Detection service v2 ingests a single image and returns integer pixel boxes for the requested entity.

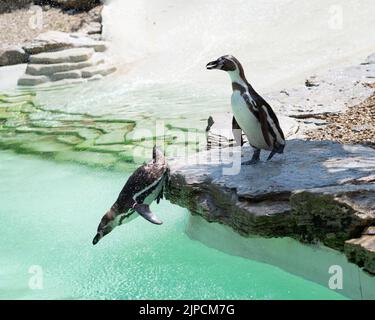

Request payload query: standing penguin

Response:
[206,55,285,164]
[92,146,169,245]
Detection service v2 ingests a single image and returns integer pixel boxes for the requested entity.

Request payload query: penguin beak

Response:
[92,208,116,245]
[92,232,102,245]
[206,59,220,70]
[92,225,114,245]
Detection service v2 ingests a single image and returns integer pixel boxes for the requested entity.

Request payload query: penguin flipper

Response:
[243,93,273,148]
[133,203,163,225]
[257,105,272,148]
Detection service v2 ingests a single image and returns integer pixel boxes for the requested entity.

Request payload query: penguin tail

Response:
[276,143,285,154]
[267,143,285,161]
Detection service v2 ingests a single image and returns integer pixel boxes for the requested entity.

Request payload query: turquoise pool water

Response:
[0,151,346,300]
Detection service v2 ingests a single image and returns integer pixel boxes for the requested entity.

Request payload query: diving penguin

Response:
[92,146,169,245]
[206,55,285,164]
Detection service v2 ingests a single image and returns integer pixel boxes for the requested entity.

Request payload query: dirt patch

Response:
[306,83,375,148]
[0,3,102,45]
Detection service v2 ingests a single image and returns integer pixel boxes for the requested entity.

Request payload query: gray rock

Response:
[23,31,108,55]
[78,21,102,35]
[166,140,375,272]
[25,54,104,76]
[0,0,32,14]
[29,47,94,64]
[50,70,82,81]
[87,6,102,23]
[18,47,113,86]
[26,60,90,76]
[35,77,86,88]
[50,0,99,10]
[81,64,116,78]
[51,0,100,10]
[17,75,49,86]
[0,45,28,66]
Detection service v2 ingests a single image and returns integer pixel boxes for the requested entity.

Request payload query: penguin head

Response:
[206,55,237,72]
[92,207,118,245]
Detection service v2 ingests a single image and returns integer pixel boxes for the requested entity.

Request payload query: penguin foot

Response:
[267,144,285,161]
[242,148,260,165]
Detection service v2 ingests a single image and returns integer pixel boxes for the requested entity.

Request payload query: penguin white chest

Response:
[231,91,270,150]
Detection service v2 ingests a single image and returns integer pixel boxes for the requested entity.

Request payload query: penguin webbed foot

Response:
[242,148,260,165]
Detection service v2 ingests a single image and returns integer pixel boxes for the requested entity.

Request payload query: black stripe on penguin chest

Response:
[135,175,165,204]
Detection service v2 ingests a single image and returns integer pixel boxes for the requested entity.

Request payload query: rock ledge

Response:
[166,141,375,274]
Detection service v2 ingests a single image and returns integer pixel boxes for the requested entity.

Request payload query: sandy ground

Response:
[0,4,102,45]
[307,83,375,148]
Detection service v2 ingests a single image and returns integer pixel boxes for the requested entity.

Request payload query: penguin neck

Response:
[228,69,257,96]
[227,69,251,92]
[228,69,246,85]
